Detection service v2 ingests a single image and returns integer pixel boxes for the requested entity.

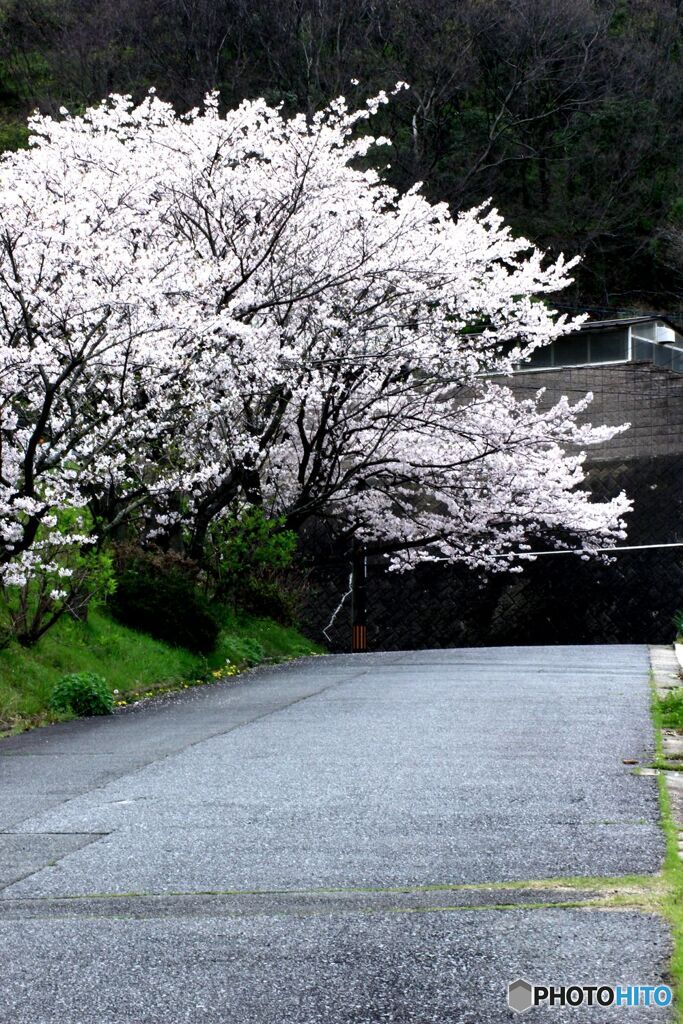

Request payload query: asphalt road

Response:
[0,645,672,1022]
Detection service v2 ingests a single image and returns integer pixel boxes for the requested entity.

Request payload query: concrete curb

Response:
[650,646,681,699]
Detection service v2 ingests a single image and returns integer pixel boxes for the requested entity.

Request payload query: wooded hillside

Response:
[0,0,680,310]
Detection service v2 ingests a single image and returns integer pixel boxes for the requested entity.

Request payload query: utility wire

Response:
[505,541,683,559]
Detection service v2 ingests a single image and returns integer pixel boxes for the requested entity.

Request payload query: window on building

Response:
[524,344,552,369]
[555,334,588,366]
[631,320,683,348]
[517,328,628,371]
[586,330,628,362]
[513,319,683,373]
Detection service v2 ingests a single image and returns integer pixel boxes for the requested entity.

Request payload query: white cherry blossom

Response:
[0,88,630,588]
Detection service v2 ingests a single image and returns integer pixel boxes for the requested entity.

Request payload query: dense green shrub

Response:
[50,672,113,716]
[205,507,304,624]
[206,508,297,585]
[109,545,219,654]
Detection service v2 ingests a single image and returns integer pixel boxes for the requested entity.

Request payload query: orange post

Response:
[351,540,367,652]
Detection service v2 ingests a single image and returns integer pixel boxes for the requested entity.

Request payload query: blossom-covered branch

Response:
[0,86,630,592]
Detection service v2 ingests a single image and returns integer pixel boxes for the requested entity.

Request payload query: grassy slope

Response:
[0,605,322,734]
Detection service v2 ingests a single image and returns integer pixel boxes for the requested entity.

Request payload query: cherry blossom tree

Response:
[0,96,193,635]
[0,85,630,630]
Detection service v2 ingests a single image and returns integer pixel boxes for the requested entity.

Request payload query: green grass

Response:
[214,611,320,669]
[659,688,683,731]
[0,605,323,735]
[655,772,683,1022]
[651,678,683,1020]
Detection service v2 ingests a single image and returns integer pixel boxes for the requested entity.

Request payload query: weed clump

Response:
[659,688,683,730]
[50,672,113,716]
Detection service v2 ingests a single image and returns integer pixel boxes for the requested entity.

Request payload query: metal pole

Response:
[351,539,367,652]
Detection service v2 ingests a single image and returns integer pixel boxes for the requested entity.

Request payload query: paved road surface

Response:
[0,646,671,1022]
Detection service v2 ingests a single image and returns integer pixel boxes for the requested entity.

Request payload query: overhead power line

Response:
[506,541,683,558]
